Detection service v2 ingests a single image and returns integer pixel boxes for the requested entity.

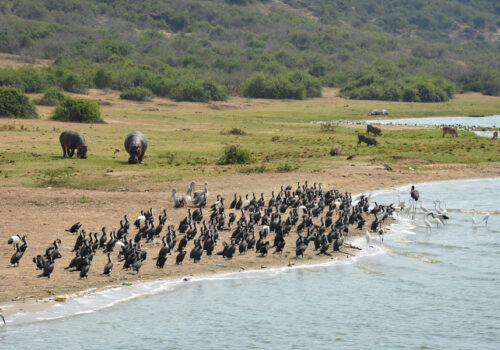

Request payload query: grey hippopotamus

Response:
[124,131,148,164]
[59,130,87,159]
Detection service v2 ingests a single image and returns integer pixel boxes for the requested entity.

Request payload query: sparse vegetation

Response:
[277,162,297,172]
[217,145,253,165]
[38,168,74,186]
[51,97,104,123]
[221,128,247,135]
[0,87,498,188]
[239,164,266,174]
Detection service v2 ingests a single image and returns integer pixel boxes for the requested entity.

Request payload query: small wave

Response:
[353,263,383,275]
[386,248,441,264]
[453,209,500,215]
[413,241,470,250]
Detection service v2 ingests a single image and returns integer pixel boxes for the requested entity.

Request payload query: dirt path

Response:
[0,162,498,315]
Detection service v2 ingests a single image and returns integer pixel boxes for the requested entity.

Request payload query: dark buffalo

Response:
[59,130,87,159]
[358,134,378,146]
[366,124,382,136]
[125,131,148,164]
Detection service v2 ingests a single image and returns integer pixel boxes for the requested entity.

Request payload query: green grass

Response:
[0,91,498,188]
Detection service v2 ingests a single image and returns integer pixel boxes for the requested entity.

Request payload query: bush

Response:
[203,81,228,101]
[341,61,455,102]
[243,72,321,100]
[51,97,103,123]
[217,145,252,165]
[36,87,65,106]
[221,128,247,135]
[120,86,152,101]
[0,86,38,118]
[171,80,210,102]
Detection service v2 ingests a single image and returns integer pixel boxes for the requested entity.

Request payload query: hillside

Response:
[0,0,499,100]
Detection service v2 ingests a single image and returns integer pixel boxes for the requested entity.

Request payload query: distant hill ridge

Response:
[0,0,498,100]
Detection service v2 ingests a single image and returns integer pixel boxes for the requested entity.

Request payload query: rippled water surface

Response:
[1,178,499,349]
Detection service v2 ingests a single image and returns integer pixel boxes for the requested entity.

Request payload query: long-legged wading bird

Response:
[424,217,433,233]
[365,230,372,248]
[410,185,419,219]
[482,213,490,225]
[0,312,5,325]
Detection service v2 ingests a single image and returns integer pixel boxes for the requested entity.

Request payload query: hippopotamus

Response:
[59,130,87,159]
[368,109,389,116]
[124,131,148,164]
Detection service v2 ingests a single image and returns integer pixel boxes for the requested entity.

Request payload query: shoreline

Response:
[4,231,383,324]
[1,163,499,321]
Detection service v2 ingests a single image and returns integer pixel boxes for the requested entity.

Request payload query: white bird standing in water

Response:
[424,218,433,232]
[427,213,443,227]
[482,213,490,225]
[365,230,372,248]
[472,216,478,227]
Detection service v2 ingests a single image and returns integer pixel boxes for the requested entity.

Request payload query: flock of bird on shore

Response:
[5,181,402,281]
[6,181,492,282]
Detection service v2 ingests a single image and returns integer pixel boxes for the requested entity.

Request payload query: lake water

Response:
[366,115,500,128]
[1,178,499,349]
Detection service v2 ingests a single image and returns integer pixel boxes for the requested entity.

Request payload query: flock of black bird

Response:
[5,181,397,280]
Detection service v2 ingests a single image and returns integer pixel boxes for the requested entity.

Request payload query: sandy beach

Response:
[0,162,498,317]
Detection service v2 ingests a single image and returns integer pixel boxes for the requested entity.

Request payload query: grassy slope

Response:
[0,89,498,188]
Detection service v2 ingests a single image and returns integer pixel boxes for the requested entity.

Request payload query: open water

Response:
[1,178,499,349]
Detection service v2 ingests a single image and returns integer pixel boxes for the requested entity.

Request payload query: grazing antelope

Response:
[492,131,498,140]
[442,126,458,138]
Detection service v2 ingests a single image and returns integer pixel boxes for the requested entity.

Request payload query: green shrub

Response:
[341,61,455,102]
[0,86,38,118]
[93,68,113,89]
[120,86,153,101]
[202,81,228,101]
[171,79,210,102]
[36,87,65,106]
[51,97,103,123]
[243,72,321,100]
[217,145,252,165]
[60,72,87,93]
